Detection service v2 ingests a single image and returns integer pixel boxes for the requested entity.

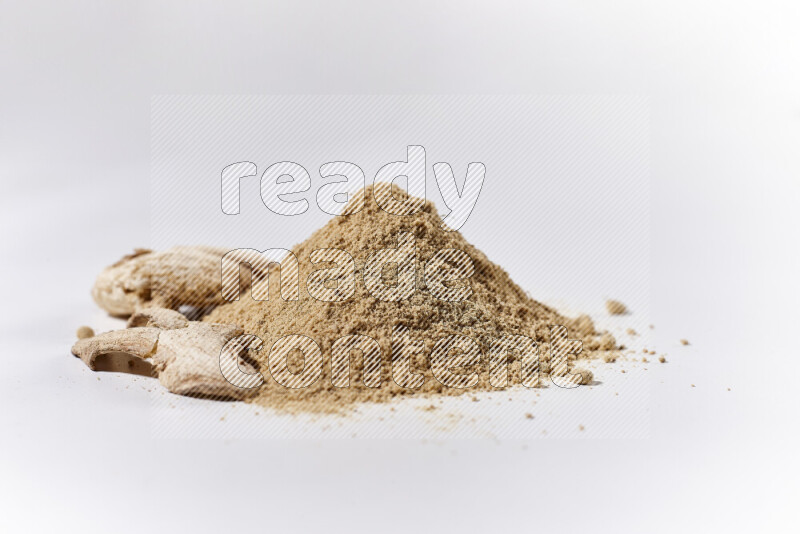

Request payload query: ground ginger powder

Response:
[205,183,618,412]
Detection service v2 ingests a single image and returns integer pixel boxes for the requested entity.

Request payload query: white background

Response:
[1,1,798,532]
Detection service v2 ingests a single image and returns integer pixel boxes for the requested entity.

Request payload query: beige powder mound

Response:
[205,183,618,412]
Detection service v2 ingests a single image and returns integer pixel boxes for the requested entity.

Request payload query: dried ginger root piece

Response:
[153,323,255,399]
[71,327,160,376]
[70,313,256,400]
[127,307,189,329]
[91,246,250,317]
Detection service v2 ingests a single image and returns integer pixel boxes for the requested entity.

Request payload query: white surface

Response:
[1,1,799,533]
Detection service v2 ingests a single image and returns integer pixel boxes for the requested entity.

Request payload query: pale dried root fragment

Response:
[599,332,617,350]
[70,315,257,400]
[584,331,618,352]
[71,327,160,376]
[91,246,250,317]
[605,299,627,315]
[127,307,189,330]
[90,248,152,316]
[152,322,258,400]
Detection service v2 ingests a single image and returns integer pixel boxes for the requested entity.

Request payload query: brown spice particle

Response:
[658,356,666,363]
[573,368,594,385]
[597,332,617,350]
[76,325,95,339]
[605,300,627,315]
[680,339,690,345]
[70,320,256,400]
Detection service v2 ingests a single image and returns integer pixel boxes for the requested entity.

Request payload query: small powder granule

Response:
[573,368,594,385]
[606,300,627,315]
[206,183,619,412]
[76,326,95,339]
